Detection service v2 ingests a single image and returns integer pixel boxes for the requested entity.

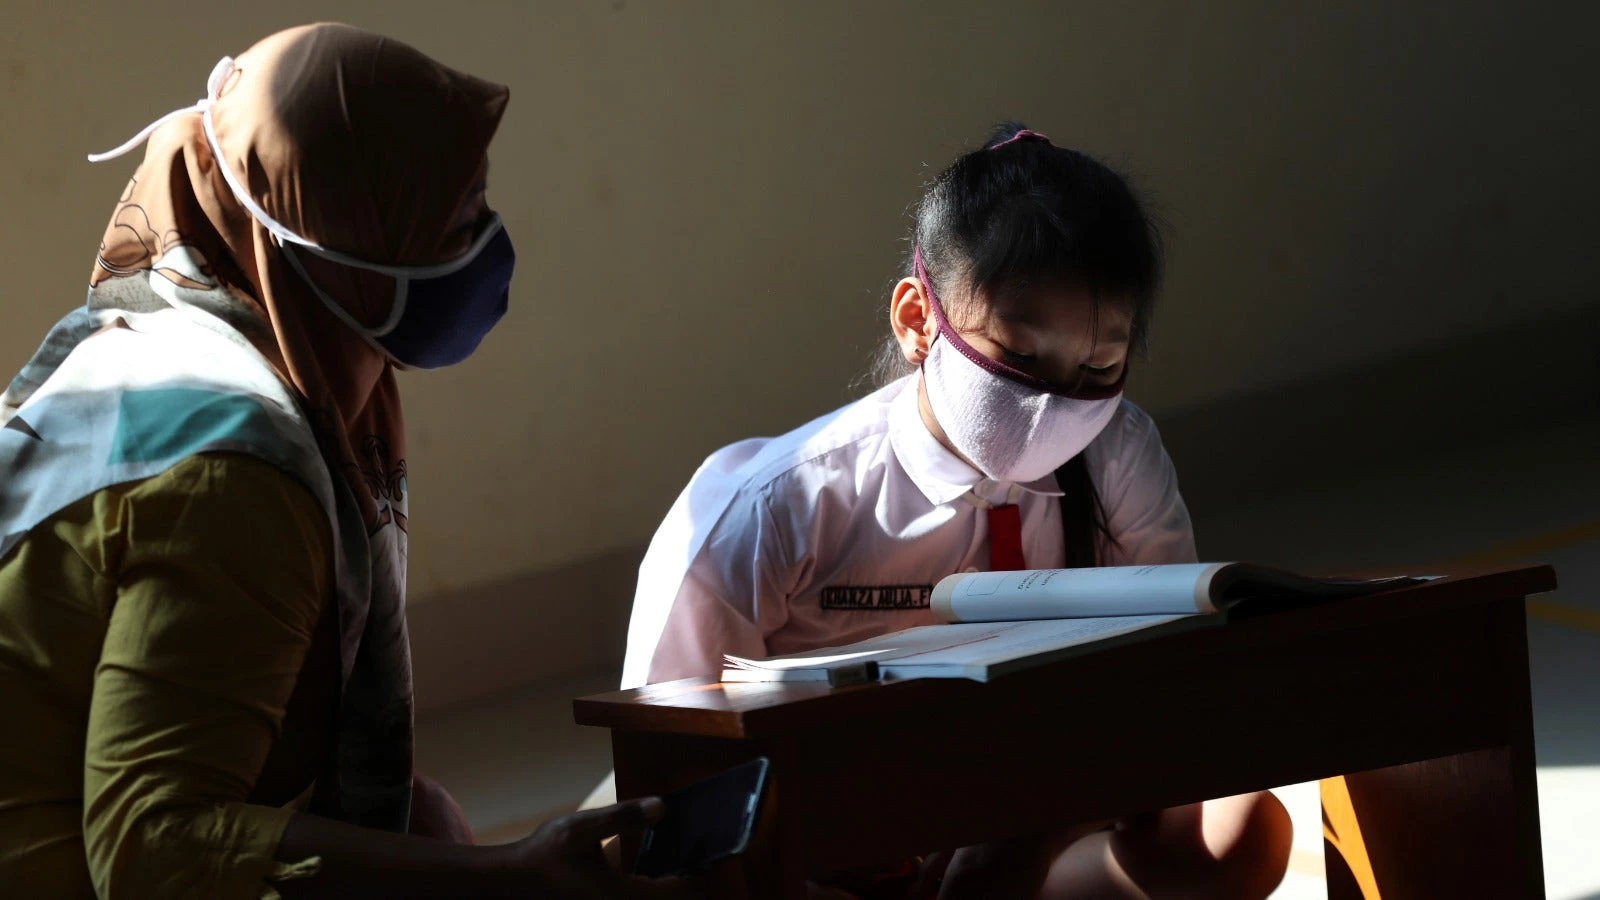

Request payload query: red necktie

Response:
[988,504,1026,571]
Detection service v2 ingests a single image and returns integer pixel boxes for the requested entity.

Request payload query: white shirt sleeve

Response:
[1086,401,1198,566]
[621,486,795,688]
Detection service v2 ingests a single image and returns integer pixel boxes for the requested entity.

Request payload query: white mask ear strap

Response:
[85,54,421,362]
[201,95,508,282]
[196,81,327,254]
[89,53,501,282]
[84,54,336,259]
[87,57,236,163]
[280,242,408,356]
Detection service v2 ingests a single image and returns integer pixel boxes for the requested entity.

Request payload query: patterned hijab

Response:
[82,22,508,827]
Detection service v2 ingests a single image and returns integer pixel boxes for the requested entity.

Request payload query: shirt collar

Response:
[886,376,1064,506]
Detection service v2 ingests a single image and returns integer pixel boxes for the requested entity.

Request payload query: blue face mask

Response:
[272,213,515,370]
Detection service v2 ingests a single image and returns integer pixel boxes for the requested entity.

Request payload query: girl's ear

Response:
[890,277,933,363]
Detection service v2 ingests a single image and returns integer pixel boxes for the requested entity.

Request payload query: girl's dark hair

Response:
[868,120,1165,387]
[868,121,1166,562]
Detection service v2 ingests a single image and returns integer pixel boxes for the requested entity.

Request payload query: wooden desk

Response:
[575,564,1555,898]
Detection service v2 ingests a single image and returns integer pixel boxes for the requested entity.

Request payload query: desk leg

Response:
[612,731,808,900]
[1320,744,1543,898]
[1321,602,1544,898]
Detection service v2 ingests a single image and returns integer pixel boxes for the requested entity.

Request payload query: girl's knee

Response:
[1197,791,1293,899]
[1113,792,1292,900]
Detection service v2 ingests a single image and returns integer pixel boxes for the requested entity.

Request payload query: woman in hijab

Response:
[0,23,687,900]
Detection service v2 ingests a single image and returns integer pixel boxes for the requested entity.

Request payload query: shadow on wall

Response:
[1158,304,1600,515]
[408,544,640,714]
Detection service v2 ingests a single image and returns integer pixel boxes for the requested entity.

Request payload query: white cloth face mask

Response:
[915,248,1124,484]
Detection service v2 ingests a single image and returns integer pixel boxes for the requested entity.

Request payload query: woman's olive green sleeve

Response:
[81,453,331,900]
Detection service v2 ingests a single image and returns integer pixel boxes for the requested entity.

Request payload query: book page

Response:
[878,616,1189,673]
[724,646,894,671]
[727,616,1187,673]
[725,627,976,672]
[931,563,1231,623]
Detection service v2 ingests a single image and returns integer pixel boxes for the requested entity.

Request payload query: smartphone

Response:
[633,756,771,878]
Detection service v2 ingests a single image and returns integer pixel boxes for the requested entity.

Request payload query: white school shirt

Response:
[620,375,1197,689]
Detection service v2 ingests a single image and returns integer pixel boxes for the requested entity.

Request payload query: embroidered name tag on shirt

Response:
[819,584,933,611]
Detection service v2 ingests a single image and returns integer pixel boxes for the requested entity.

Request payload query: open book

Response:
[721,563,1428,685]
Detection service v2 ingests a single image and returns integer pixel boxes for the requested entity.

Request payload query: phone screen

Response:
[633,757,771,878]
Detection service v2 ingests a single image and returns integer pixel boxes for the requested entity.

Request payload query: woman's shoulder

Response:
[108,453,332,567]
[121,452,324,511]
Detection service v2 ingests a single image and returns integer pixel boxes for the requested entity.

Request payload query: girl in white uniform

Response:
[621,124,1292,899]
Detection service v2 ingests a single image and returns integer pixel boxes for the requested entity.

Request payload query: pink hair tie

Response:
[990,128,1050,150]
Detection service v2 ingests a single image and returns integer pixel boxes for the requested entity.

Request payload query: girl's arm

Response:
[1088,404,1198,565]
[625,489,796,687]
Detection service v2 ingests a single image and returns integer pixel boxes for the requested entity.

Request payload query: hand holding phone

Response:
[633,757,771,878]
[505,797,702,898]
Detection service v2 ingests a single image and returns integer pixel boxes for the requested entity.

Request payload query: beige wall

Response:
[3,1,1595,608]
